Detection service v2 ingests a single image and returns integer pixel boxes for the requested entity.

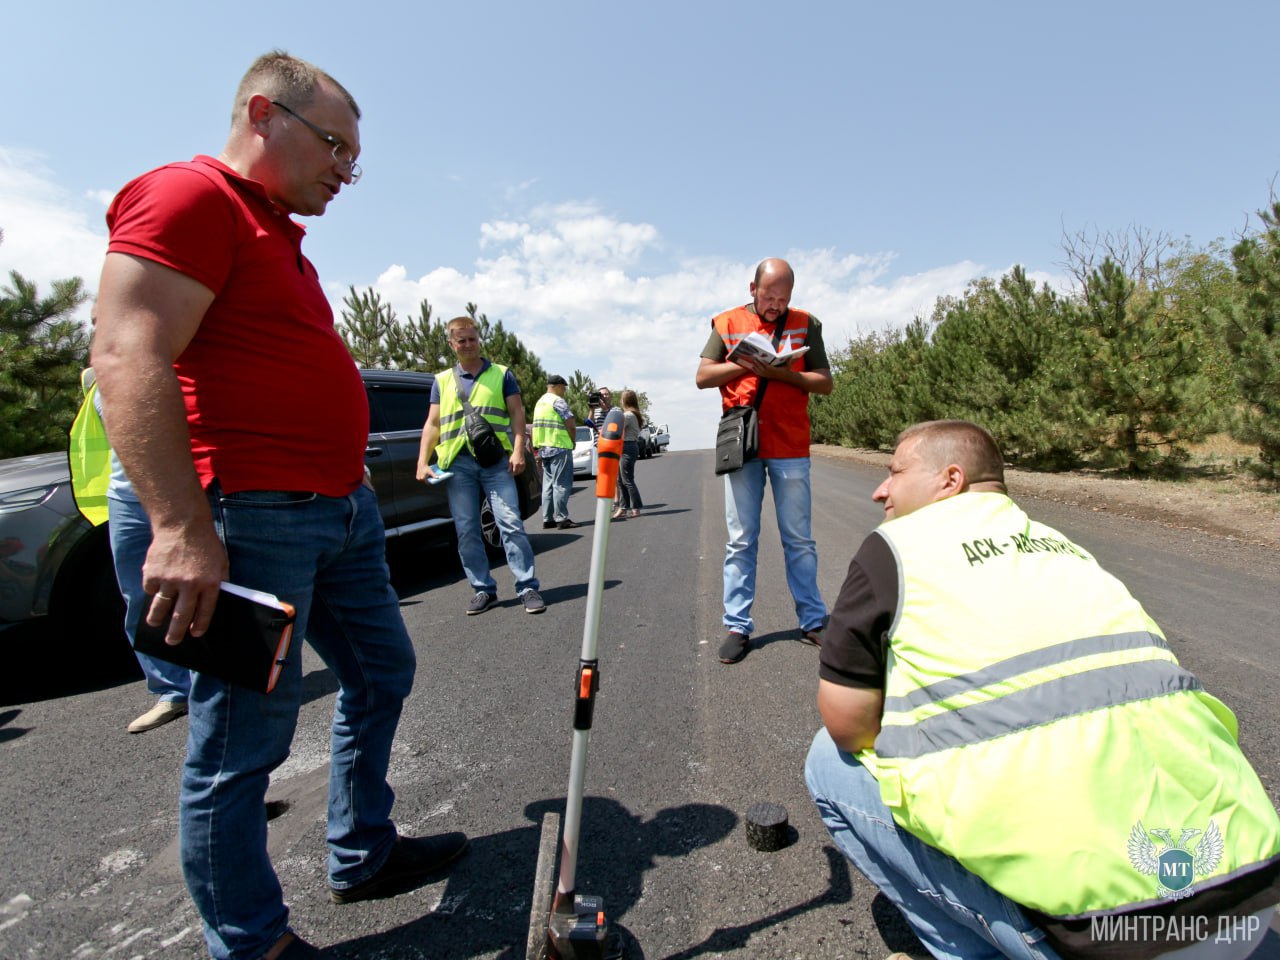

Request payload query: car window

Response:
[576,426,593,441]
[370,385,431,434]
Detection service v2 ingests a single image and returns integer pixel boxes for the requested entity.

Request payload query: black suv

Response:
[0,369,541,643]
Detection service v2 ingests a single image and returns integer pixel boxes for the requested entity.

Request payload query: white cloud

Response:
[352,203,983,451]
[0,148,107,315]
[0,156,993,451]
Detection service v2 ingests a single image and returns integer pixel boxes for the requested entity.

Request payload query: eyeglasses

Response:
[271,100,362,183]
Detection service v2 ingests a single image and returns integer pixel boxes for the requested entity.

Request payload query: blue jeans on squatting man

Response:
[108,493,192,702]
[445,451,539,596]
[722,456,825,637]
[806,729,1275,960]
[805,728,1062,960]
[541,447,574,524]
[182,482,416,960]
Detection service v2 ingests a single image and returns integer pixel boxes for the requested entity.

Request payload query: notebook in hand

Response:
[133,582,296,693]
[726,330,809,368]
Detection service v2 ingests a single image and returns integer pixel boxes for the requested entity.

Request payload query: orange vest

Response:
[713,306,813,459]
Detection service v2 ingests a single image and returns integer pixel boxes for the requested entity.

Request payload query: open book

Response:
[726,330,809,368]
[133,582,297,693]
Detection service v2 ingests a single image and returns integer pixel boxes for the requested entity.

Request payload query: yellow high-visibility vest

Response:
[435,364,513,470]
[864,492,1280,919]
[531,393,572,450]
[68,371,110,526]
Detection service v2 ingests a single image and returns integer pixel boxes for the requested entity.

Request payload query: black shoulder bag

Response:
[456,371,506,468]
[714,320,789,476]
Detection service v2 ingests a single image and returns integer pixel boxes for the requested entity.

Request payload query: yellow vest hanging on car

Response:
[863,492,1280,920]
[68,370,110,527]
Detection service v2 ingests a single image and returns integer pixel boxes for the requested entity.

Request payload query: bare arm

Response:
[91,252,225,643]
[416,403,442,480]
[507,393,527,475]
[695,355,833,395]
[817,679,884,753]
[756,362,834,395]
[695,356,748,390]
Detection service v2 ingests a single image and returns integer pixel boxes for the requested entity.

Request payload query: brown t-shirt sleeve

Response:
[818,532,898,689]
[701,322,727,361]
[803,314,829,371]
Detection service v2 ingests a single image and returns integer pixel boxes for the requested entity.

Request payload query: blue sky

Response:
[2,1,1276,448]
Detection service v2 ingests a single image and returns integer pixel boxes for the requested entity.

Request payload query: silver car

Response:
[0,451,119,637]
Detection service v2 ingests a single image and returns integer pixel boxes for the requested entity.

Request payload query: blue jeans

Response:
[107,494,191,702]
[540,447,574,523]
[618,440,643,510]
[805,728,1061,960]
[722,457,825,636]
[445,452,538,595]
[182,483,416,960]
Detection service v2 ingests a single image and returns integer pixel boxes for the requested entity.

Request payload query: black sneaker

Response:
[719,631,750,664]
[799,627,824,647]
[542,519,556,529]
[275,934,322,958]
[557,519,576,529]
[329,832,469,904]
[466,591,496,615]
[522,589,546,614]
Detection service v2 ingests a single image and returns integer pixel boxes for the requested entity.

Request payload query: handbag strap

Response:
[454,364,482,416]
[751,316,792,410]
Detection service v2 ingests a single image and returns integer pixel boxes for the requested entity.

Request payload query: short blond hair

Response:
[898,420,1005,485]
[446,316,478,339]
[232,50,360,127]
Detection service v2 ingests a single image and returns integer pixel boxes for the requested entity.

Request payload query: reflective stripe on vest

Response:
[712,306,812,458]
[532,393,573,450]
[877,632,1203,759]
[864,492,1280,918]
[68,376,110,526]
[435,364,514,470]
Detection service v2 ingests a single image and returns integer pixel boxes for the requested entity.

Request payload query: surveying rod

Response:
[548,406,625,957]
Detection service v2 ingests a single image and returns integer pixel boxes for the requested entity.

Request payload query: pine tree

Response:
[388,299,453,372]
[1077,259,1215,474]
[337,286,397,368]
[921,268,1090,468]
[0,271,90,457]
[1217,202,1280,480]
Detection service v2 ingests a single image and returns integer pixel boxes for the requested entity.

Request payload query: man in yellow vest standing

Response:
[417,316,545,615]
[806,419,1279,960]
[533,374,577,529]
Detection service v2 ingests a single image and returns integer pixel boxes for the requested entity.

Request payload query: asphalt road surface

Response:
[2,450,1277,959]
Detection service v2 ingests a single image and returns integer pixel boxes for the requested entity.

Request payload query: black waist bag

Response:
[715,405,759,476]
[465,408,505,468]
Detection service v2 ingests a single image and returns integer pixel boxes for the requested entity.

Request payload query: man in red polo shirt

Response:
[696,258,833,665]
[91,51,466,960]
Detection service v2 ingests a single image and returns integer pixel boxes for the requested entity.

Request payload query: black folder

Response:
[133,582,296,693]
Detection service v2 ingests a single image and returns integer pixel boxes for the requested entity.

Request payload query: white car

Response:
[650,423,670,453]
[572,425,598,478]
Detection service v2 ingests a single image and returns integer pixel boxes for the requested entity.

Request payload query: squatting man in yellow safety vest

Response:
[805,419,1279,960]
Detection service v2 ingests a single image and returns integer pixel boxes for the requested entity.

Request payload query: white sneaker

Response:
[127,700,188,734]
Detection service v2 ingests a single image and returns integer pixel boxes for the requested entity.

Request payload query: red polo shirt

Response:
[106,156,367,496]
